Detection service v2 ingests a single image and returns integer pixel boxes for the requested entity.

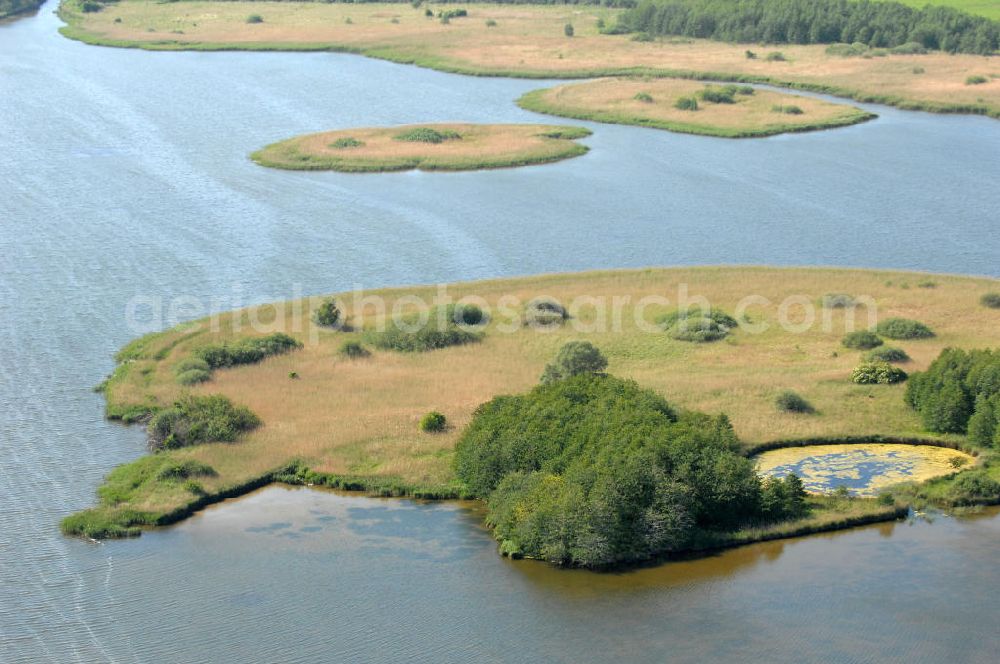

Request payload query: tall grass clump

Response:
[966,75,988,85]
[674,96,698,110]
[330,137,364,149]
[195,332,301,369]
[394,127,461,143]
[339,340,370,359]
[822,293,856,309]
[876,318,935,340]
[634,91,654,103]
[366,309,482,352]
[148,394,261,451]
[246,14,263,24]
[773,105,804,114]
[659,308,737,343]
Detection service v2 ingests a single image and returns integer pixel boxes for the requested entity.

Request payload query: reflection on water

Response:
[755,444,974,496]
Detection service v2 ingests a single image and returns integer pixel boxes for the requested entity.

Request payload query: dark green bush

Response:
[147,395,261,451]
[441,303,488,327]
[699,87,736,104]
[485,18,497,27]
[851,361,908,385]
[876,318,934,340]
[176,369,211,386]
[865,347,910,363]
[455,373,770,566]
[668,317,728,343]
[766,51,787,61]
[175,357,210,374]
[440,8,467,19]
[945,470,1000,505]
[246,14,263,24]
[420,411,447,432]
[842,330,883,350]
[966,75,988,85]
[394,127,461,144]
[564,23,574,37]
[195,333,302,369]
[339,340,370,359]
[330,137,364,149]
[539,341,608,383]
[634,91,654,103]
[674,96,698,110]
[312,297,342,327]
[745,49,756,58]
[81,1,102,13]
[775,390,815,414]
[980,293,1000,309]
[760,474,808,521]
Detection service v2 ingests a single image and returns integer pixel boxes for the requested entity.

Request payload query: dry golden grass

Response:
[250,123,590,171]
[103,267,1000,514]
[62,2,1000,117]
[519,77,875,136]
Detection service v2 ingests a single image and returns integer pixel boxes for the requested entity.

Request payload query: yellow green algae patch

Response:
[755,443,976,496]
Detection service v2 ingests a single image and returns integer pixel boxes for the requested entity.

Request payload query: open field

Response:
[251,123,590,171]
[69,266,1000,537]
[518,77,876,137]
[59,2,1000,118]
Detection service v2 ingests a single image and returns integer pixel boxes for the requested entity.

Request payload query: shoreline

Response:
[55,3,1000,121]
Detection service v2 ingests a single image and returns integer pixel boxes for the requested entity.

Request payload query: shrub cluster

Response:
[775,390,815,414]
[147,395,261,451]
[876,318,934,340]
[615,0,1000,55]
[634,91,654,103]
[339,340,370,359]
[842,330,883,350]
[312,297,342,327]
[394,127,462,144]
[366,309,482,352]
[674,96,698,111]
[852,361,908,385]
[194,333,302,369]
[822,293,856,308]
[772,105,804,115]
[658,308,737,343]
[246,14,263,24]
[174,357,211,386]
[864,346,910,363]
[420,411,447,432]
[539,341,608,383]
[980,293,1000,309]
[330,137,364,149]
[454,374,802,567]
[524,297,568,328]
[907,348,1000,442]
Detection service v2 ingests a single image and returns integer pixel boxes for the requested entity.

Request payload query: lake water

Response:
[2,3,1000,662]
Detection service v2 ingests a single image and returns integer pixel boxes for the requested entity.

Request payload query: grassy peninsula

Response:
[251,124,591,172]
[58,2,1000,119]
[518,78,876,138]
[64,267,1000,561]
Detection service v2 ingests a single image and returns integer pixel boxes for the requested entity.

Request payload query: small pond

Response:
[754,443,975,496]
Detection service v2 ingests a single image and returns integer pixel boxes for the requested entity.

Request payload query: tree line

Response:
[0,0,44,19]
[614,0,1000,55]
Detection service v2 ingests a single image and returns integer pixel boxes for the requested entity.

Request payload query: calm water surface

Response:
[2,3,1000,662]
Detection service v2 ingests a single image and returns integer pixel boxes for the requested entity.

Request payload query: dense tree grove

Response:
[0,0,43,18]
[615,0,1000,54]
[454,373,806,567]
[906,348,1000,444]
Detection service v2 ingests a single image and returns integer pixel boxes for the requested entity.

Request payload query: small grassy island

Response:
[250,123,591,172]
[57,1,1000,119]
[65,267,1000,568]
[518,78,876,138]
